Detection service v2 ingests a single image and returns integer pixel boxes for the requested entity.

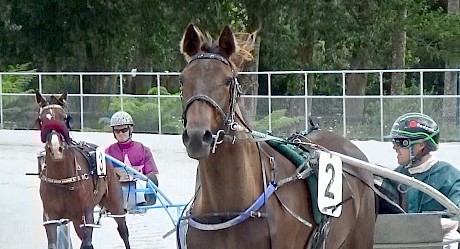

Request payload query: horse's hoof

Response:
[81,245,94,249]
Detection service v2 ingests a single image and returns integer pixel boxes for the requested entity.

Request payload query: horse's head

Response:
[36,92,71,161]
[179,24,256,159]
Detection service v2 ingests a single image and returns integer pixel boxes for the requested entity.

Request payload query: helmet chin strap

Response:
[406,145,428,168]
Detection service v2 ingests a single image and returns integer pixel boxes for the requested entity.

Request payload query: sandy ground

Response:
[1,130,460,249]
[0,130,197,249]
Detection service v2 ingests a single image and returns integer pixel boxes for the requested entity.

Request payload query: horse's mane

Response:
[181,25,258,72]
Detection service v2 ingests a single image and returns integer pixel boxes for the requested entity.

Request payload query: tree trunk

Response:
[390,10,407,95]
[297,24,315,128]
[131,53,153,94]
[238,37,260,124]
[442,0,459,124]
[345,55,368,133]
[83,42,111,130]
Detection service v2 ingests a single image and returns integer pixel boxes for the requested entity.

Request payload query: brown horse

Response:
[35,92,130,249]
[179,24,376,249]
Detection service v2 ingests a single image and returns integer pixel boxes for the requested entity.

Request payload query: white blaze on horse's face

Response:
[49,133,64,160]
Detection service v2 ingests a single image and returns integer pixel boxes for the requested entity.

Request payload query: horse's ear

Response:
[59,91,67,103]
[218,26,236,58]
[35,92,47,107]
[180,23,202,59]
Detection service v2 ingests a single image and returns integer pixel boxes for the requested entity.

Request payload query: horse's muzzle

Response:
[182,127,213,159]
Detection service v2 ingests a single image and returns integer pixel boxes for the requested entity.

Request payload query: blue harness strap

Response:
[187,183,276,231]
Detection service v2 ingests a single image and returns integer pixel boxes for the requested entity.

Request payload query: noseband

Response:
[181,52,243,132]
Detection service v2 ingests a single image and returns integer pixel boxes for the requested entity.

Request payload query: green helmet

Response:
[389,113,440,151]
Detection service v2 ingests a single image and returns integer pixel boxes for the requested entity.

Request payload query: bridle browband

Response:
[181,52,244,134]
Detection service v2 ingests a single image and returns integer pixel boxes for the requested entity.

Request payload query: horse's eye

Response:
[225,78,233,86]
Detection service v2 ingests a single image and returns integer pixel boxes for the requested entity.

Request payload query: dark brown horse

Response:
[179,24,376,249]
[35,92,130,249]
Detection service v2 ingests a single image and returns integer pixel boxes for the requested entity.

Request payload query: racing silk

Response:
[105,140,159,176]
[386,159,460,213]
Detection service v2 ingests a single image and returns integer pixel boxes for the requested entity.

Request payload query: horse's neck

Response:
[45,149,75,178]
[198,140,264,211]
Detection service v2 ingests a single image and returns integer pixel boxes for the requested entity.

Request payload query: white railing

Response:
[1,69,459,141]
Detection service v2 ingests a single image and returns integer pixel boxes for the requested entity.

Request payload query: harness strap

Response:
[187,183,276,231]
[183,95,227,126]
[40,173,90,184]
[277,165,313,187]
[274,191,313,227]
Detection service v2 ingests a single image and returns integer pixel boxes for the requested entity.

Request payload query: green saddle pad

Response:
[265,138,326,225]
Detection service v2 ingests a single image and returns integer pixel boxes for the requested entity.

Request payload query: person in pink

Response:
[105,111,159,206]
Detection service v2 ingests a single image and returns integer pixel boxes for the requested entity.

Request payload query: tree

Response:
[443,0,460,124]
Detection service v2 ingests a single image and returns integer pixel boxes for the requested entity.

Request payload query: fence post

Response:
[420,71,424,114]
[79,74,84,131]
[157,74,162,134]
[304,72,309,131]
[0,74,3,129]
[119,73,124,112]
[379,71,384,141]
[342,72,346,137]
[267,73,272,133]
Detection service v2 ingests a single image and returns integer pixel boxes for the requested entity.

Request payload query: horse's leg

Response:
[42,212,59,249]
[44,223,58,249]
[72,216,94,249]
[100,178,131,249]
[113,216,131,249]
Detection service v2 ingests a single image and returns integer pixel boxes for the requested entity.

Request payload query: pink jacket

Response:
[105,140,159,175]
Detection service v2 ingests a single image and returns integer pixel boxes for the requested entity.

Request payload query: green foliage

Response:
[2,0,460,137]
[253,109,304,136]
[2,63,36,93]
[106,86,183,134]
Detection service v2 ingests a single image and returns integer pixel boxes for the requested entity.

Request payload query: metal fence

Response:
[1,69,460,141]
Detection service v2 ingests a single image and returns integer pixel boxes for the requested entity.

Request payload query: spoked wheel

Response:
[56,219,73,249]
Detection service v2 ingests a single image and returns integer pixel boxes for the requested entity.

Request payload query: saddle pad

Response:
[73,141,98,175]
[265,139,325,225]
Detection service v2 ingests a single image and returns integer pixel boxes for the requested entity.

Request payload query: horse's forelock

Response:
[186,33,257,72]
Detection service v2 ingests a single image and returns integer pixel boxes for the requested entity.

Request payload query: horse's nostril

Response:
[182,129,190,144]
[59,147,63,153]
[203,130,213,144]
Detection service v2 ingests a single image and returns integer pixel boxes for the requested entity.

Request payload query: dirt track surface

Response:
[1,130,460,248]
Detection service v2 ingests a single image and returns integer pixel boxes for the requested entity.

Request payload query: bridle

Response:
[180,52,245,135]
[37,104,72,145]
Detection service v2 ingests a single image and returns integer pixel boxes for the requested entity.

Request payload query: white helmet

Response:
[110,111,134,127]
